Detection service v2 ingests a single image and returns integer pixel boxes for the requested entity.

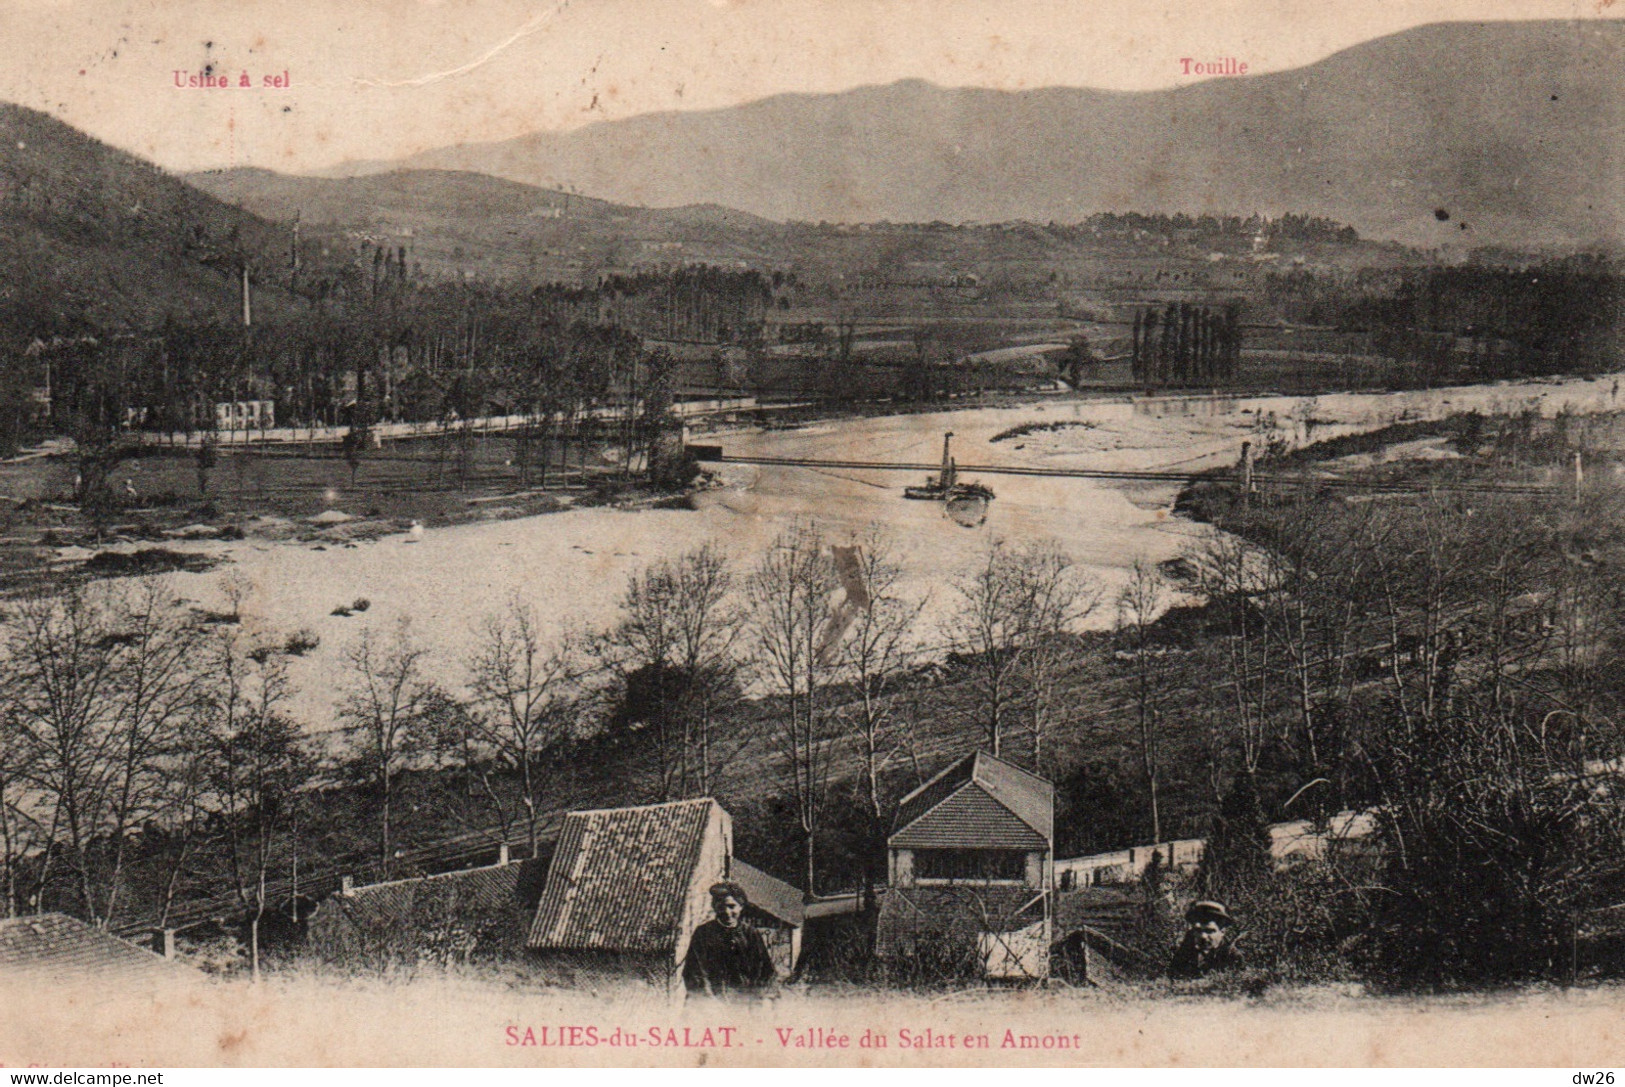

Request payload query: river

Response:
[157,372,1624,730]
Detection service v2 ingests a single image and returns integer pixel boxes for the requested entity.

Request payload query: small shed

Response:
[527,798,731,994]
[887,750,1054,890]
[733,858,806,978]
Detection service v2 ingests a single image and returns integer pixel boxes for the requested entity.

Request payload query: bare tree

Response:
[666,544,744,794]
[609,551,682,799]
[1117,558,1170,844]
[746,522,839,896]
[466,599,585,854]
[1191,529,1271,777]
[949,538,1099,763]
[0,691,38,918]
[338,621,436,872]
[0,580,206,924]
[949,541,1030,758]
[205,627,308,980]
[1012,542,1101,771]
[829,528,926,896]
[608,544,744,799]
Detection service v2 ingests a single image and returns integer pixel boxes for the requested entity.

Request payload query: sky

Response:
[0,0,1613,175]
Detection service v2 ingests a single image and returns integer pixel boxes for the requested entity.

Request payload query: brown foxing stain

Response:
[218,1027,249,1052]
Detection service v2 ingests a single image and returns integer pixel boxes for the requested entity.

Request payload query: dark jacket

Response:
[682,919,778,996]
[1168,931,1245,978]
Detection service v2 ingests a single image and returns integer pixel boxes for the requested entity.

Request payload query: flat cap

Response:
[1185,900,1233,926]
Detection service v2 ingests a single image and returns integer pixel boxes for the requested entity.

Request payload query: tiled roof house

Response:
[527,798,731,992]
[0,913,197,987]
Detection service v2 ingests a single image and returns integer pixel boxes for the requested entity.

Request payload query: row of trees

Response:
[1129,303,1244,387]
[536,268,777,344]
[1080,211,1359,244]
[25,293,691,506]
[0,581,306,975]
[8,260,779,456]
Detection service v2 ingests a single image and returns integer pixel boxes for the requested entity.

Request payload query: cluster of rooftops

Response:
[0,750,1374,989]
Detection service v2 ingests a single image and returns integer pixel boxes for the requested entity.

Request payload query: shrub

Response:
[285,629,320,655]
[1355,700,1625,988]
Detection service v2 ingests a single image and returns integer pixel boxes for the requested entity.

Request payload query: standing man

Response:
[683,881,778,997]
[1169,900,1243,978]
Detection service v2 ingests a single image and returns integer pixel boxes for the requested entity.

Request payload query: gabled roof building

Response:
[877,751,1056,981]
[306,854,536,969]
[525,799,806,992]
[888,750,1054,887]
[733,858,806,978]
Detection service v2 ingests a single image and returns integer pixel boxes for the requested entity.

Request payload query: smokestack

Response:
[241,265,253,328]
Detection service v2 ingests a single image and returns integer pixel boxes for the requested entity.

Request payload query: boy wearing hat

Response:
[682,880,779,997]
[1169,899,1244,978]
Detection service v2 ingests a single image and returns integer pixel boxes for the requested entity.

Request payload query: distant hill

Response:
[184,163,1418,310]
[187,167,622,227]
[184,167,785,284]
[324,20,1624,249]
[184,167,783,233]
[0,104,294,338]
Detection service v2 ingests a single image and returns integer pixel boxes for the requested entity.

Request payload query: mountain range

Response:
[1,17,1619,341]
[321,20,1624,250]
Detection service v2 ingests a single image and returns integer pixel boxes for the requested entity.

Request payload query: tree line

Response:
[1260,257,1625,385]
[0,526,1098,957]
[1161,461,1625,985]
[1129,303,1243,387]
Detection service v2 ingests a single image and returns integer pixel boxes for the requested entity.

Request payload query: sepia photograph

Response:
[0,0,1622,1069]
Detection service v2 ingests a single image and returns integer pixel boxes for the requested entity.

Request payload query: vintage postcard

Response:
[0,0,1623,1069]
